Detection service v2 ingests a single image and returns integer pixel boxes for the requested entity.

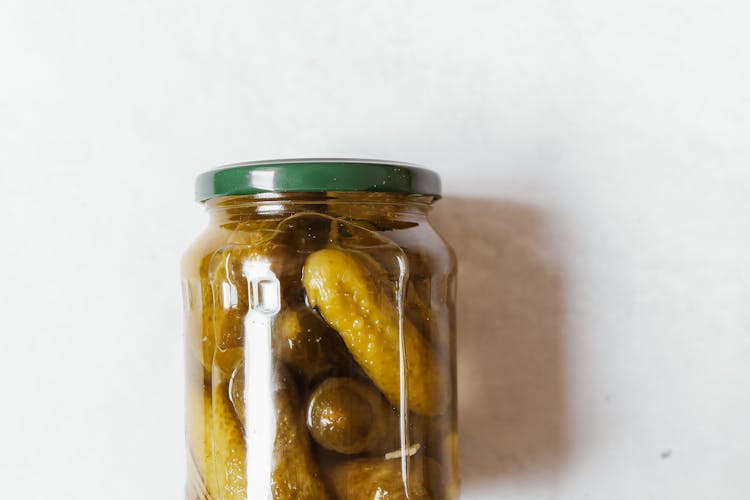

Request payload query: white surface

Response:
[1,1,749,499]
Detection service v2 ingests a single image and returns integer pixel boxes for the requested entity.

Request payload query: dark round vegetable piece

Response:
[306,377,396,455]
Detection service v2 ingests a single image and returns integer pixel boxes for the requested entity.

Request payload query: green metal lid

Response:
[195,158,441,201]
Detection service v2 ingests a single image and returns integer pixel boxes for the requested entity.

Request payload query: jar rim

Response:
[195,158,442,202]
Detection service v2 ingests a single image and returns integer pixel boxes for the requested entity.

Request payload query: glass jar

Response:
[181,160,458,499]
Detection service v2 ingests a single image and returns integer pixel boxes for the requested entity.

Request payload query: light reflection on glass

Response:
[242,259,280,499]
[256,203,286,214]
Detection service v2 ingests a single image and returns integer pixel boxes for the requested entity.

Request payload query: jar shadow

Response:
[431,196,569,485]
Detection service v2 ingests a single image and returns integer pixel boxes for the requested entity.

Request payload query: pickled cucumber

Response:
[212,380,246,500]
[306,377,399,454]
[272,306,356,386]
[303,248,448,415]
[225,359,331,499]
[328,456,441,500]
[186,383,218,499]
[272,368,331,499]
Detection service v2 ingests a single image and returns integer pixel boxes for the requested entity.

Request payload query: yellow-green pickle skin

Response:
[302,248,449,416]
[328,457,443,500]
[212,379,247,500]
[271,368,332,499]
[223,360,331,500]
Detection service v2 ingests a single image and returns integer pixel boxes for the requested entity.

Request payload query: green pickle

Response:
[185,381,216,499]
[272,367,331,499]
[212,378,247,500]
[272,306,357,388]
[184,191,457,499]
[214,354,331,499]
[328,456,444,500]
[303,248,449,416]
[306,377,399,454]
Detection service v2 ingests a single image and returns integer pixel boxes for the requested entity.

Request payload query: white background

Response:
[1,1,749,499]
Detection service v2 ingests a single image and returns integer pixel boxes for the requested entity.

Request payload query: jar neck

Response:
[204,192,435,225]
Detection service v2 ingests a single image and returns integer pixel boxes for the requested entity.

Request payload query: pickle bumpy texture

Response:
[271,368,331,499]
[221,361,330,500]
[302,248,447,416]
[212,380,247,500]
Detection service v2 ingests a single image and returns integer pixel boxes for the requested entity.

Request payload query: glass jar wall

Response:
[182,161,458,499]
